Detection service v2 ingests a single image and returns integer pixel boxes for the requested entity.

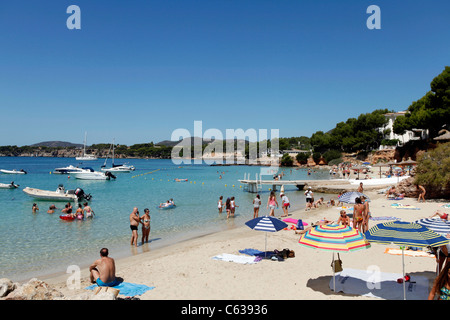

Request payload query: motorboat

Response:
[174,178,188,182]
[75,132,98,161]
[0,169,27,174]
[100,139,135,173]
[70,167,116,180]
[23,185,92,202]
[100,164,135,173]
[0,181,19,189]
[53,165,86,174]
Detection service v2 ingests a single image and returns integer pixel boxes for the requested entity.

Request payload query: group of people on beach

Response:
[129,207,151,247]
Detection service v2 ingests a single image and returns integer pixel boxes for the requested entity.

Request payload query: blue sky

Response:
[1,0,449,146]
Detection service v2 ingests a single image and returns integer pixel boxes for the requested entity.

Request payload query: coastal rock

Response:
[0,278,16,298]
[4,278,64,300]
[396,177,418,197]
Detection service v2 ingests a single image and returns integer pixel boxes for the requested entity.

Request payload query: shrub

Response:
[414,142,450,198]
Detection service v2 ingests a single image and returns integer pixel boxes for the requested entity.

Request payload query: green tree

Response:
[394,66,450,138]
[414,142,450,198]
[280,153,294,167]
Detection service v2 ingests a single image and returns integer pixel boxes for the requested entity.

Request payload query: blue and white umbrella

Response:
[245,216,288,257]
[338,192,369,204]
[414,218,450,236]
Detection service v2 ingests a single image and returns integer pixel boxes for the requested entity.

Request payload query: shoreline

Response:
[40,181,448,300]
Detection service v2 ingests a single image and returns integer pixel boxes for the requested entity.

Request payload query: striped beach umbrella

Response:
[298,224,371,291]
[414,218,450,236]
[245,216,288,257]
[338,191,369,204]
[365,221,449,299]
[298,224,371,252]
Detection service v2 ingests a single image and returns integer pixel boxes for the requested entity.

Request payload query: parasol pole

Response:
[332,252,336,292]
[402,247,406,300]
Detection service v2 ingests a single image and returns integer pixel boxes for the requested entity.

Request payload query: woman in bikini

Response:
[83,202,95,218]
[267,191,278,216]
[353,197,366,232]
[140,208,151,243]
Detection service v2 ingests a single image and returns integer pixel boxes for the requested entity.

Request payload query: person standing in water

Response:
[140,208,151,244]
[253,194,261,218]
[218,196,223,214]
[83,202,95,218]
[129,207,140,247]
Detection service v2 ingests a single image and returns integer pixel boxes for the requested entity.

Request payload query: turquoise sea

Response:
[0,157,334,282]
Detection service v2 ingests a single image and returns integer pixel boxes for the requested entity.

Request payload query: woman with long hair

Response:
[428,260,450,300]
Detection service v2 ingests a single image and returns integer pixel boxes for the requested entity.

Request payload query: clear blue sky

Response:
[1,0,449,146]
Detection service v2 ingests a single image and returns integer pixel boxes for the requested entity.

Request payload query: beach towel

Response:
[391,203,420,210]
[329,268,429,300]
[239,248,264,256]
[282,218,308,226]
[370,216,402,221]
[85,281,155,297]
[439,204,450,208]
[384,248,435,258]
[212,253,260,264]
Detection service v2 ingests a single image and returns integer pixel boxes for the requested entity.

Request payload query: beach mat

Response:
[329,268,429,300]
[85,281,155,297]
[370,216,401,221]
[384,248,435,258]
[212,253,261,264]
[391,203,420,210]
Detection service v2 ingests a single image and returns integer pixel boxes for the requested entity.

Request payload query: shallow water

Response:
[0,157,334,281]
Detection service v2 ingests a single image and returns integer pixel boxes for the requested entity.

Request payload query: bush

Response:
[280,153,294,167]
[414,142,450,198]
[296,152,310,164]
[322,149,342,163]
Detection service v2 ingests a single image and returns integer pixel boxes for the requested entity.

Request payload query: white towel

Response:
[212,253,258,264]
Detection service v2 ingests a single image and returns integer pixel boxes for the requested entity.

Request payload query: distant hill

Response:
[29,141,84,148]
[155,137,248,147]
[156,137,213,147]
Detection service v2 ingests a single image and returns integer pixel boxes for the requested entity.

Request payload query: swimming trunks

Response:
[96,277,118,287]
[130,225,138,231]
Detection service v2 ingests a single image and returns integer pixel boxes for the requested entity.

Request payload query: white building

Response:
[379,111,428,149]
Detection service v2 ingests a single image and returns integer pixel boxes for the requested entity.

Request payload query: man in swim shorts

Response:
[89,248,118,287]
[129,207,140,247]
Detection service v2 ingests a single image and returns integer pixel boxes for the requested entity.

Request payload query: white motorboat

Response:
[100,139,135,173]
[0,169,27,174]
[75,132,98,161]
[53,165,86,174]
[0,181,19,189]
[70,168,116,180]
[23,185,92,202]
[100,164,135,173]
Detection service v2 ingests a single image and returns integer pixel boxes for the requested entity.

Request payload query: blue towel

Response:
[85,281,155,297]
[239,248,264,256]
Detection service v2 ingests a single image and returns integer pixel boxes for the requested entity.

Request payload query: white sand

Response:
[44,187,448,300]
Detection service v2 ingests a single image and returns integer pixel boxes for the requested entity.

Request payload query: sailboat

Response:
[76,132,98,161]
[100,139,135,173]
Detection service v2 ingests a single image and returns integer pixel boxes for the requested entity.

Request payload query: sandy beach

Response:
[42,180,449,301]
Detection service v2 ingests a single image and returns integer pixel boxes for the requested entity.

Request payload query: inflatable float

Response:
[60,214,75,221]
[157,203,176,210]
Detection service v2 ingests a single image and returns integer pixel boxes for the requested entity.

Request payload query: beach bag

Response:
[331,253,343,273]
[296,219,304,231]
